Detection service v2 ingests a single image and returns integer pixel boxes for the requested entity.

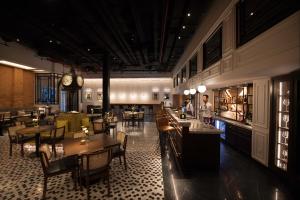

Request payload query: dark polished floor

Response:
[161,135,296,200]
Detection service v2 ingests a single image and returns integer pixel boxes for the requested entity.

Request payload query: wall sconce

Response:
[184,90,190,95]
[190,88,196,95]
[197,85,207,93]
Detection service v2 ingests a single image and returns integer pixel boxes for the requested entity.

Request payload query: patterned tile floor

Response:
[0,122,164,200]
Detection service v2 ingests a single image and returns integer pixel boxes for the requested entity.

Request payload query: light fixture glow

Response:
[152,87,159,92]
[197,85,207,93]
[190,88,196,95]
[0,60,36,70]
[33,69,45,72]
[187,13,191,17]
[178,36,181,40]
[182,25,186,29]
[184,90,190,95]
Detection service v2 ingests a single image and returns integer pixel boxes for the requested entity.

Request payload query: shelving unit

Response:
[274,81,290,171]
[213,84,253,123]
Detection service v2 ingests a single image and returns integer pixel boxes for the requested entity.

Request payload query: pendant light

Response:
[198,84,207,93]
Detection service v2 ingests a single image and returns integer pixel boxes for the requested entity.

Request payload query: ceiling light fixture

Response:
[87,48,90,51]
[187,13,191,17]
[250,12,254,16]
[184,90,190,95]
[0,60,35,70]
[178,36,181,40]
[197,85,207,93]
[182,25,186,29]
[190,88,196,95]
[16,38,20,42]
[33,69,45,72]
[49,40,53,43]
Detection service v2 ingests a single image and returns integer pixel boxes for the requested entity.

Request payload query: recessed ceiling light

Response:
[182,25,186,29]
[187,13,191,17]
[0,60,35,70]
[178,36,181,39]
[250,12,254,16]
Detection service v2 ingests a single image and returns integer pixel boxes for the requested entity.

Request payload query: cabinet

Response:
[226,124,252,155]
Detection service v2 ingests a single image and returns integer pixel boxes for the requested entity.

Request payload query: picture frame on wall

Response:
[84,89,93,102]
[96,92,102,101]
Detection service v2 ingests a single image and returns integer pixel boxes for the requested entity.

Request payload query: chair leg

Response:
[123,154,127,170]
[21,143,24,157]
[9,143,12,157]
[52,143,57,157]
[119,155,122,165]
[43,177,47,200]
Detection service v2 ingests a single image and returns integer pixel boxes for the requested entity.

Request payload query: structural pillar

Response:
[102,52,110,115]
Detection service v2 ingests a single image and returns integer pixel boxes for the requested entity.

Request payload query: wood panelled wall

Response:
[0,65,34,110]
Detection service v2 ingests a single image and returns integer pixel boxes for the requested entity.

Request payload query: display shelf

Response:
[213,84,253,123]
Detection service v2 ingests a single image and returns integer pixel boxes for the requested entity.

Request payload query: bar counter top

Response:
[166,108,222,134]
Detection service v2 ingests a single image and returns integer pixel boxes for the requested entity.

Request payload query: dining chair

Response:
[8,125,35,157]
[112,131,128,170]
[92,120,105,134]
[137,112,144,126]
[80,149,112,199]
[39,144,79,200]
[52,126,65,157]
[122,112,131,126]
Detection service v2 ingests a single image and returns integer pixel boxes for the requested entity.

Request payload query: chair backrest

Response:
[81,149,111,171]
[54,126,65,139]
[117,131,128,151]
[8,125,26,140]
[81,117,90,128]
[93,121,104,133]
[39,144,52,173]
[156,117,169,127]
[138,112,144,119]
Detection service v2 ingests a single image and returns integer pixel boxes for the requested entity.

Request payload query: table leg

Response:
[35,133,40,157]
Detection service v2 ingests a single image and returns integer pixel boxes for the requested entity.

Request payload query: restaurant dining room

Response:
[0,0,299,200]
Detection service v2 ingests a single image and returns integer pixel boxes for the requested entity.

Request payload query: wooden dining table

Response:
[62,134,120,156]
[16,125,54,157]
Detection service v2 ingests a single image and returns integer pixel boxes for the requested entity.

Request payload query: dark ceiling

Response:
[0,0,212,73]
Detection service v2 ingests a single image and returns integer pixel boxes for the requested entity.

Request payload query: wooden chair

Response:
[122,112,131,126]
[52,126,65,157]
[80,149,112,200]
[8,125,35,157]
[112,131,128,170]
[137,112,145,126]
[92,120,105,134]
[39,144,79,200]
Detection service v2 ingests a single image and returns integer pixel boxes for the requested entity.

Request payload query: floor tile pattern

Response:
[0,122,164,200]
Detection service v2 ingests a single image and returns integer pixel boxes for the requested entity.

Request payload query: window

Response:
[189,54,197,78]
[203,27,222,69]
[35,73,61,104]
[236,0,299,47]
[181,67,186,83]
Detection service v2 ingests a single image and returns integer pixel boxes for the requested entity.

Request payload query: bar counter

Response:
[165,108,221,170]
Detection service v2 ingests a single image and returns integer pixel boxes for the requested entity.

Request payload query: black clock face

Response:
[62,74,73,86]
[77,76,84,87]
